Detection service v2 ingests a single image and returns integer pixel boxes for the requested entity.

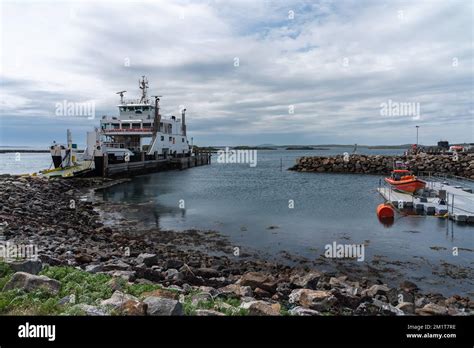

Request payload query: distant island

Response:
[286,146,330,150]
[232,146,276,150]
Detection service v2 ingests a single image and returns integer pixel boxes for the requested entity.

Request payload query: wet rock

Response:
[396,302,415,314]
[3,272,60,295]
[415,297,430,308]
[254,287,272,298]
[136,253,158,267]
[356,299,404,316]
[8,260,42,275]
[217,284,253,298]
[333,291,362,309]
[416,303,448,316]
[288,306,321,316]
[240,301,280,316]
[134,267,163,282]
[102,260,131,271]
[290,271,322,289]
[143,296,184,316]
[194,267,221,278]
[165,259,184,270]
[164,268,179,279]
[75,254,93,264]
[239,272,277,292]
[363,284,390,297]
[289,289,336,311]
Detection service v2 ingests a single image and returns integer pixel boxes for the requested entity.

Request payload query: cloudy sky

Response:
[0,0,472,147]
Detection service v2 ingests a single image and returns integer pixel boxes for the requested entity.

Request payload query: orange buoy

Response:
[377,203,394,219]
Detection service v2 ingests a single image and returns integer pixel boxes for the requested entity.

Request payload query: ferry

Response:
[46,76,192,177]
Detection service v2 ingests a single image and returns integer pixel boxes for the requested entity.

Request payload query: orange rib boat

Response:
[384,169,426,193]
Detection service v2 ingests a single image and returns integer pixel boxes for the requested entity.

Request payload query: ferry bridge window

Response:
[132,123,140,129]
[161,136,164,141]
[169,137,172,142]
[122,123,130,128]
[112,123,120,129]
[143,123,151,128]
[182,138,184,142]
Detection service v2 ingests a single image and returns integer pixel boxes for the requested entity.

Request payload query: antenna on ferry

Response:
[151,95,162,135]
[116,91,126,104]
[139,76,149,103]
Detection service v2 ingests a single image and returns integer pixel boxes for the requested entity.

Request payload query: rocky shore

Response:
[0,175,472,316]
[290,153,474,179]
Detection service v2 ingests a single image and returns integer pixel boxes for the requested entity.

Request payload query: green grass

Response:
[182,294,249,316]
[0,262,253,316]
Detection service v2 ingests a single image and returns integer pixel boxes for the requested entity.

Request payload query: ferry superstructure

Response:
[49,76,192,175]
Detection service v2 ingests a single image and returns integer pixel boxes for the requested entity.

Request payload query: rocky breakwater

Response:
[290,153,474,179]
[0,175,472,316]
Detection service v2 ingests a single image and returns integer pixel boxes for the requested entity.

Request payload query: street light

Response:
[416,125,420,146]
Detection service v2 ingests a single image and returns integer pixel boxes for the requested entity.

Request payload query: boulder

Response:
[363,284,390,297]
[239,272,277,292]
[165,259,184,270]
[240,301,280,316]
[3,272,60,295]
[194,267,221,278]
[416,303,448,316]
[399,280,418,293]
[121,299,147,315]
[141,289,179,300]
[143,296,183,316]
[190,292,213,306]
[396,302,415,314]
[217,284,253,298]
[290,271,322,289]
[289,289,335,311]
[136,253,158,267]
[85,264,104,273]
[100,291,139,311]
[8,260,42,275]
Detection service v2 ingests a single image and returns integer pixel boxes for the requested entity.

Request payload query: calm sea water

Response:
[2,148,473,296]
[99,148,473,297]
[0,152,53,175]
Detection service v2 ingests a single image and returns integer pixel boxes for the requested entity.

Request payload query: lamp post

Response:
[416,125,419,146]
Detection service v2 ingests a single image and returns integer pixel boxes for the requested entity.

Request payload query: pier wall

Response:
[103,154,211,178]
[290,153,474,179]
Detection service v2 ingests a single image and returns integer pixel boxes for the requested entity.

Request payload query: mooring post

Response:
[103,153,108,178]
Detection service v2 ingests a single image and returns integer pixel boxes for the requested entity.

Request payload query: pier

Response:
[377,174,474,223]
[102,153,211,178]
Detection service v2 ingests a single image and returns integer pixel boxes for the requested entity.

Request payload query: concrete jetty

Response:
[377,178,474,223]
